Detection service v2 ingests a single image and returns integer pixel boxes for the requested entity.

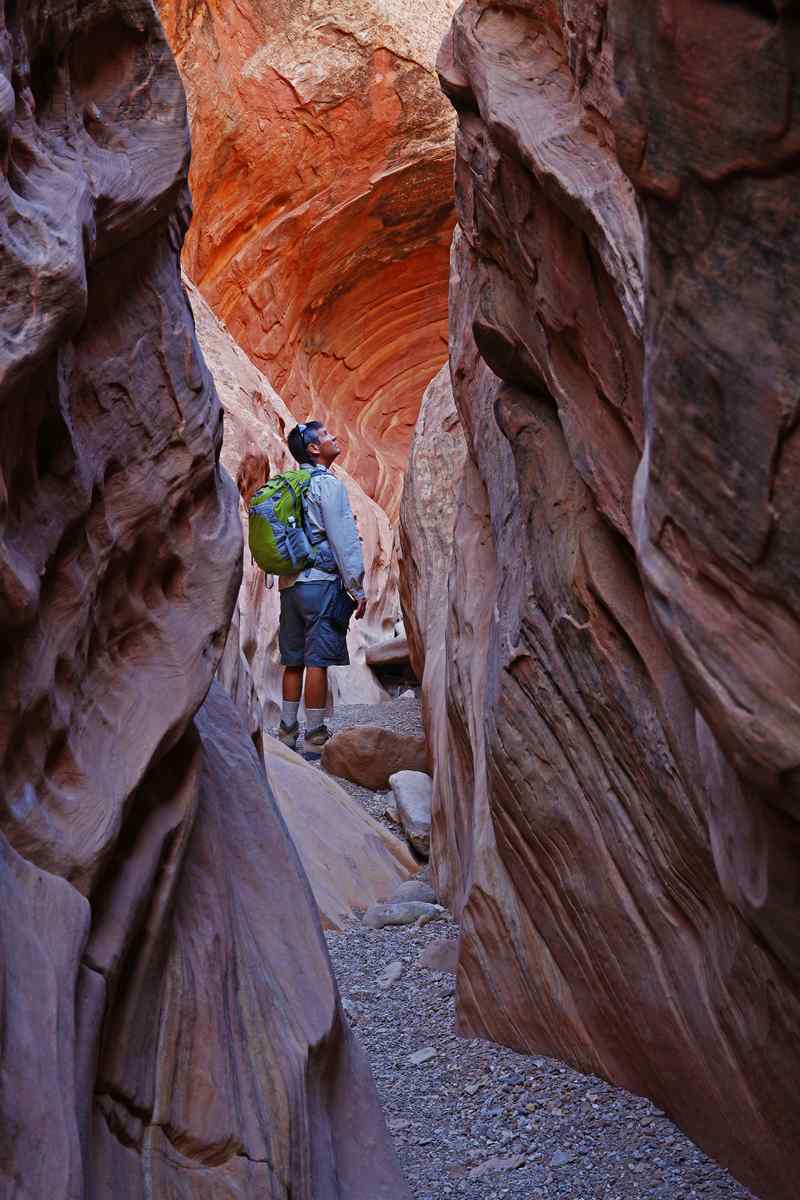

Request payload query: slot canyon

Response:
[157,0,460,518]
[1,2,798,1200]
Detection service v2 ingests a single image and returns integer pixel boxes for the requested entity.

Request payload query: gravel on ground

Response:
[290,697,756,1199]
[326,916,754,1200]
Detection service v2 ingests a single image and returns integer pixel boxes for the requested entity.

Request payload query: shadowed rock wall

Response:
[157,0,460,518]
[0,3,408,1196]
[399,2,800,1196]
[613,0,800,976]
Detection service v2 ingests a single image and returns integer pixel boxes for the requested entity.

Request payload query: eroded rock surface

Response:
[264,733,417,930]
[158,0,459,517]
[399,3,800,1197]
[398,363,467,902]
[188,279,398,734]
[612,1,800,975]
[0,5,408,1196]
[94,683,409,1199]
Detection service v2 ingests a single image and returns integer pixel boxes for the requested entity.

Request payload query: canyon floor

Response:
[307,698,757,1200]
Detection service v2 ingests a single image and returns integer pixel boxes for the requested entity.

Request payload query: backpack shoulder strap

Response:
[300,467,329,550]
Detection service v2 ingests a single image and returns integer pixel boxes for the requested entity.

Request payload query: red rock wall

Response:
[157,0,460,518]
[399,2,800,1196]
[0,4,408,1196]
[612,1,800,976]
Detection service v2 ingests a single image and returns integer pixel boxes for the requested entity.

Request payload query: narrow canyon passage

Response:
[1,3,798,1200]
[322,699,755,1200]
[157,0,459,518]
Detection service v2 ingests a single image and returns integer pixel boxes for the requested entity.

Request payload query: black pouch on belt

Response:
[329,585,358,631]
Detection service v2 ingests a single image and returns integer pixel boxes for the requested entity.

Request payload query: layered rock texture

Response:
[0,4,407,1196]
[400,3,800,1197]
[188,279,399,734]
[264,734,417,930]
[157,0,460,517]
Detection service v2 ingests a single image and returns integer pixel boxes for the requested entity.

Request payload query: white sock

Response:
[305,707,325,732]
[282,700,300,727]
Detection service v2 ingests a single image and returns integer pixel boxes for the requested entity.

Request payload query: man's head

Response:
[287,421,341,468]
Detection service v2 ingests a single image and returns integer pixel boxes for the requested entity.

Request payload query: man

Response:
[277,421,367,751]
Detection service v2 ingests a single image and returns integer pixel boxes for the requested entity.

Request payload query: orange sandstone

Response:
[158,0,459,517]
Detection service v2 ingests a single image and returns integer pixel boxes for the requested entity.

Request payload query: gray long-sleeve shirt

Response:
[279,468,365,599]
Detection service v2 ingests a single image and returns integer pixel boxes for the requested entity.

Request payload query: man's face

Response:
[308,426,340,465]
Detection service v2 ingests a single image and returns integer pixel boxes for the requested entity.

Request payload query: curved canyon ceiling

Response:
[157,0,460,517]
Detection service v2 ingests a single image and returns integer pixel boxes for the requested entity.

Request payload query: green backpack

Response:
[248,466,327,575]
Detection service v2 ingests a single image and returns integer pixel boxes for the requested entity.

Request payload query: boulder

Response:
[389,771,433,858]
[263,735,417,930]
[417,939,459,976]
[397,3,800,1198]
[377,961,405,990]
[363,902,446,929]
[322,727,429,790]
[158,0,460,517]
[391,878,437,905]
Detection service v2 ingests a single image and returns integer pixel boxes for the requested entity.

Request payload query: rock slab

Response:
[389,770,433,858]
[264,734,417,930]
[366,635,412,669]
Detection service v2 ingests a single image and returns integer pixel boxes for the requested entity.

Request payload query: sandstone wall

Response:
[0,4,408,1196]
[188,279,398,735]
[157,0,460,518]
[399,2,800,1196]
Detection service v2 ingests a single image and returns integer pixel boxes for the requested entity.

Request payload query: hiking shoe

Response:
[304,723,331,749]
[277,720,299,750]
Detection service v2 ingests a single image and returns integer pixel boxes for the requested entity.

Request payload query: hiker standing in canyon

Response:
[273,422,367,751]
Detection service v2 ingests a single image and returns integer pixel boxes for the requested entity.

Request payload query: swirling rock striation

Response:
[0,4,408,1197]
[399,2,800,1197]
[157,0,460,518]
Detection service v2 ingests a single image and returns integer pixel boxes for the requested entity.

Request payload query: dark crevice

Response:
[29,45,59,117]
[717,0,778,21]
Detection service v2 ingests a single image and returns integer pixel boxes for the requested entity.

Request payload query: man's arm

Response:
[317,475,366,602]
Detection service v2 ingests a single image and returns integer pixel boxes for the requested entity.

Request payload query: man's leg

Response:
[278,587,304,748]
[283,665,304,703]
[298,581,346,748]
[303,666,327,741]
[303,666,327,710]
[278,666,303,748]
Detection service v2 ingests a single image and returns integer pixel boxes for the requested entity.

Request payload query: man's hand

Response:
[354,596,367,620]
